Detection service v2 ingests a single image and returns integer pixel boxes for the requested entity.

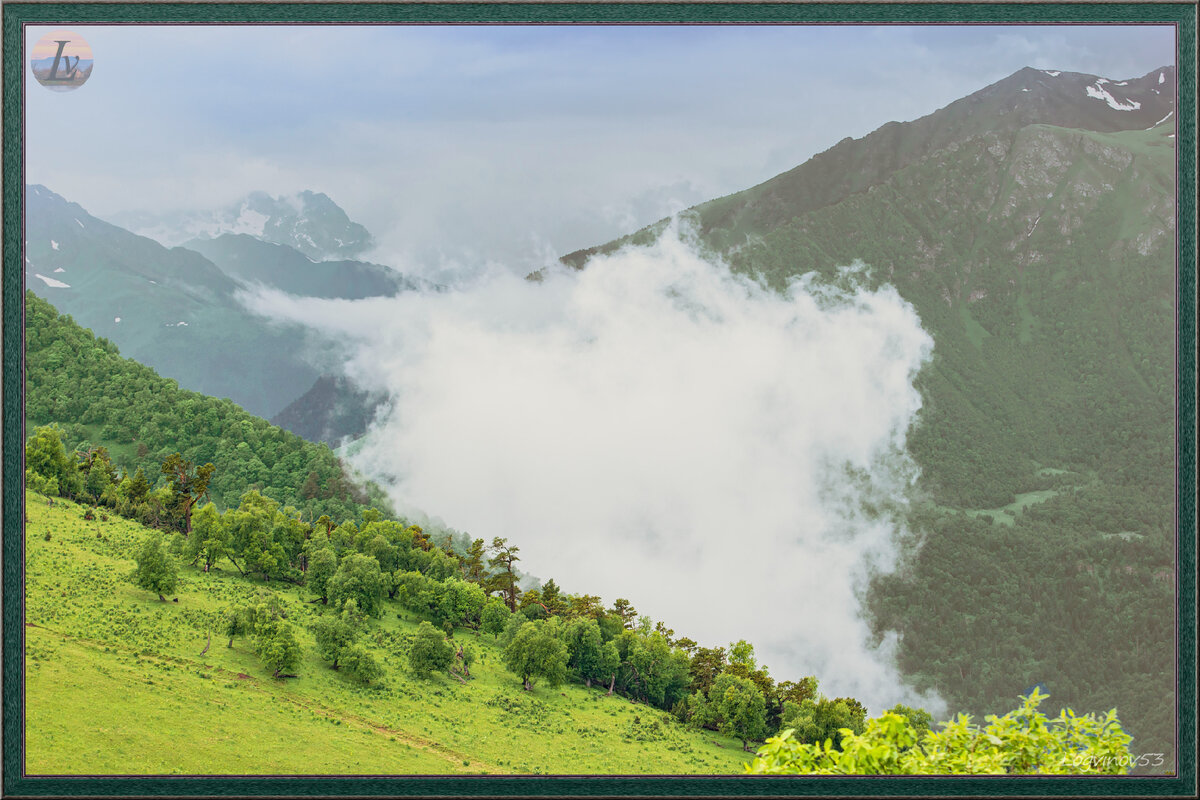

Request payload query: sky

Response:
[24,23,1176,272]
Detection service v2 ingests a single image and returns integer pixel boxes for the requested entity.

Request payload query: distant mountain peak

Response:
[105,189,375,262]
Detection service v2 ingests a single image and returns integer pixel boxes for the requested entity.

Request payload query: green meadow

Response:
[23,494,751,775]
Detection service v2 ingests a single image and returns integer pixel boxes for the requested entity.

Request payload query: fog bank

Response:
[243,222,941,713]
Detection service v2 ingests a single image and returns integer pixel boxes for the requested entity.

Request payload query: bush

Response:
[745,690,1133,775]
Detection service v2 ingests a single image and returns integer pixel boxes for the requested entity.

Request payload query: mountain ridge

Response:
[560,65,1176,267]
[108,189,375,262]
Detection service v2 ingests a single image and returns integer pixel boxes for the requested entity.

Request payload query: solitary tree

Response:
[312,600,362,669]
[134,533,178,601]
[409,621,454,678]
[258,623,301,678]
[339,643,384,685]
[503,621,568,691]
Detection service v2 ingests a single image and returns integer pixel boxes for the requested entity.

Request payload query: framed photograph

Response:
[2,2,1195,797]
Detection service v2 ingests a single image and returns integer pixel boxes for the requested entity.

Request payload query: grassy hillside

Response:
[24,493,752,775]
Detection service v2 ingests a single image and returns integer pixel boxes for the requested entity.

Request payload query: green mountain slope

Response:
[24,186,321,418]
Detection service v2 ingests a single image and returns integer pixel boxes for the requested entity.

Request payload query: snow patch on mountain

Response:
[1159,72,1165,84]
[1085,82,1140,111]
[35,273,70,288]
[53,268,65,273]
[1043,70,1061,77]
[51,240,59,250]
[231,206,269,237]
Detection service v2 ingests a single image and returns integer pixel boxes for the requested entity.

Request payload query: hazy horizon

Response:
[25,23,1175,274]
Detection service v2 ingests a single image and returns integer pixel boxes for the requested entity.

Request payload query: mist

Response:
[242,221,942,714]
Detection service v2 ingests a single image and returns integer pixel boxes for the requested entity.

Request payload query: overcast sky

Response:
[25,23,1175,271]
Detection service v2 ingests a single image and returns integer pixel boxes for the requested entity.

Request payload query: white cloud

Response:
[242,221,942,713]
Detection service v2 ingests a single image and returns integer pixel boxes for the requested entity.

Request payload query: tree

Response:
[887,704,934,741]
[487,537,521,611]
[311,600,362,669]
[438,577,486,630]
[463,538,488,584]
[77,445,117,501]
[339,644,384,685]
[746,690,1134,775]
[618,631,691,709]
[409,621,454,678]
[249,596,300,678]
[134,533,178,601]
[258,623,301,678]
[503,621,568,691]
[225,490,286,580]
[781,696,867,749]
[306,546,338,603]
[224,604,254,648]
[127,467,151,505]
[327,553,386,618]
[300,470,321,500]
[160,452,215,536]
[689,645,727,696]
[481,597,511,640]
[564,617,609,687]
[611,598,637,629]
[184,502,229,572]
[710,673,769,751]
[25,425,80,498]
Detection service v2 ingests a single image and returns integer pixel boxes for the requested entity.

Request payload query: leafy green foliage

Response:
[701,673,769,751]
[746,690,1133,775]
[26,424,82,499]
[305,546,338,603]
[779,695,867,749]
[133,533,178,600]
[408,621,454,679]
[480,597,511,640]
[503,621,569,691]
[327,553,387,618]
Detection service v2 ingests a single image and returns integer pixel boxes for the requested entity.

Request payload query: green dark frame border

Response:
[2,2,1195,798]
